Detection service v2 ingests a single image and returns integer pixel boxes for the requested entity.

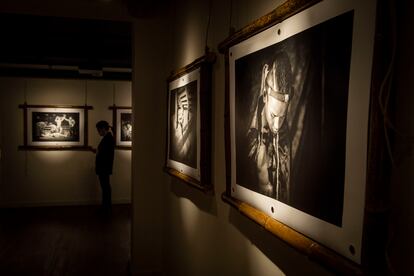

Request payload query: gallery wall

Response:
[130,0,414,275]
[131,0,334,275]
[165,0,335,275]
[0,77,131,207]
[131,14,171,274]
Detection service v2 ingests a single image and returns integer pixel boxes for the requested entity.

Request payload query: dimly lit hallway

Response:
[0,204,131,276]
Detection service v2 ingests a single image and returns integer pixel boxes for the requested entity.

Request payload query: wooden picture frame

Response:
[165,52,216,192]
[19,103,93,151]
[218,0,391,274]
[109,105,132,149]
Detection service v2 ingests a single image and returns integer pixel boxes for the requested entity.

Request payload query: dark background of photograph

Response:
[169,80,198,168]
[32,112,80,141]
[120,112,132,141]
[235,11,354,227]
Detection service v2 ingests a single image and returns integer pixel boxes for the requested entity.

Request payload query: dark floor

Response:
[0,204,131,276]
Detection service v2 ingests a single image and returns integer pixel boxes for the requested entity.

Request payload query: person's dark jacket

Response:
[95,132,115,175]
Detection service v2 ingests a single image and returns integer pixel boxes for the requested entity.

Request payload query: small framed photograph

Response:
[219,0,387,273]
[110,106,132,149]
[19,104,92,150]
[165,52,215,192]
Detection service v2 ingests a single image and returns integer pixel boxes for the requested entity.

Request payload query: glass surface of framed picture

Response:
[27,106,85,147]
[165,53,214,191]
[115,108,132,148]
[223,0,378,267]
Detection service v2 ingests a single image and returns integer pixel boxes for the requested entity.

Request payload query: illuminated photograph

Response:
[226,0,378,264]
[165,53,215,190]
[234,11,353,226]
[24,106,86,147]
[120,112,132,142]
[169,80,198,168]
[113,107,132,148]
[32,112,80,141]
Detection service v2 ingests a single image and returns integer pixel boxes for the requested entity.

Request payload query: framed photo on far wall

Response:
[110,105,132,149]
[19,104,92,150]
[165,52,215,192]
[218,0,389,274]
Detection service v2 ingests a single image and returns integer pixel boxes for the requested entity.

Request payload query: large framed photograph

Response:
[19,104,92,150]
[110,106,132,149]
[219,0,389,273]
[165,52,215,192]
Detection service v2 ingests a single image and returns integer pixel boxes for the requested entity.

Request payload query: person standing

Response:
[95,120,115,214]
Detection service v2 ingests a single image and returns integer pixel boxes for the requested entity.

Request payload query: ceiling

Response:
[0,13,132,80]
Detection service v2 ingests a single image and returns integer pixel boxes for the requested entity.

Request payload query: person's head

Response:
[96,120,110,136]
[262,51,292,134]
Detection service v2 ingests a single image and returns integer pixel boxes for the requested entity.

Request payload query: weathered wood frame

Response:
[218,0,391,274]
[109,105,132,150]
[164,52,216,193]
[19,103,93,151]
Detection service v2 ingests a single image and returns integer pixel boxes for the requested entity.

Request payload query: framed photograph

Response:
[219,0,389,273]
[165,52,215,192]
[19,104,92,150]
[110,106,132,149]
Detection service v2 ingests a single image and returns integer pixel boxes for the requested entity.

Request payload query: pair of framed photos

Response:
[19,104,132,150]
[167,0,389,273]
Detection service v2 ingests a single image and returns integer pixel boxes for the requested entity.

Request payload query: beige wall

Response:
[0,77,131,207]
[3,0,410,275]
[131,0,333,275]
[131,13,171,275]
[166,0,332,275]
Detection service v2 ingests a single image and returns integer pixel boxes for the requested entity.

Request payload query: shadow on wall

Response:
[228,208,334,276]
[170,177,217,216]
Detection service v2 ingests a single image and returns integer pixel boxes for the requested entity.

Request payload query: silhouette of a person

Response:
[95,120,115,215]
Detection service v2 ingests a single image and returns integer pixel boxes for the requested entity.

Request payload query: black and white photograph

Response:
[113,108,132,148]
[32,112,80,142]
[227,0,377,264]
[25,106,86,147]
[235,10,353,227]
[120,112,132,142]
[165,53,214,190]
[169,80,198,168]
